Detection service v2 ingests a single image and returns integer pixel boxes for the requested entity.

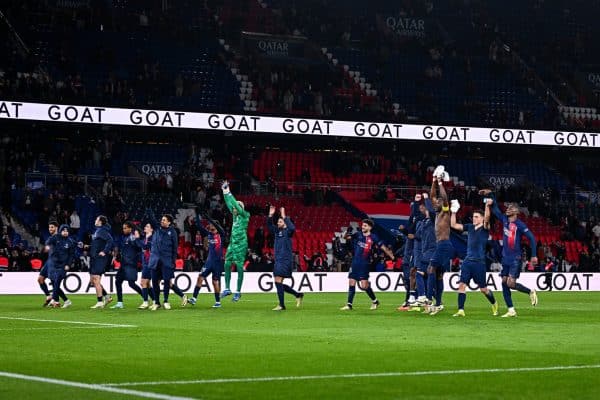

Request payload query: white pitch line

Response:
[0,371,198,400]
[104,364,600,387]
[0,316,137,328]
[0,326,131,331]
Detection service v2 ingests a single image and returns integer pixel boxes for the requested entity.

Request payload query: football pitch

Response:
[0,292,598,400]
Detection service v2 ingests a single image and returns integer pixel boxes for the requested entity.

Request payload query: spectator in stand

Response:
[69,210,80,237]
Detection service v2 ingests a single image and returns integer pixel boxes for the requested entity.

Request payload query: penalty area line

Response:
[104,364,600,387]
[0,316,137,328]
[0,371,198,400]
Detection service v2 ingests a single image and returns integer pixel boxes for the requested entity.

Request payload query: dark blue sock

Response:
[365,286,377,301]
[51,280,61,302]
[283,284,299,297]
[502,282,513,308]
[58,288,68,301]
[515,283,531,294]
[102,288,107,297]
[128,281,143,297]
[147,286,155,301]
[435,279,444,306]
[214,291,220,302]
[163,283,170,302]
[458,292,466,310]
[426,273,436,301]
[152,278,161,304]
[347,285,356,305]
[39,282,50,296]
[484,290,496,304]
[416,273,425,297]
[116,279,124,302]
[193,285,201,298]
[97,296,103,302]
[142,287,149,301]
[171,283,184,298]
[275,282,285,307]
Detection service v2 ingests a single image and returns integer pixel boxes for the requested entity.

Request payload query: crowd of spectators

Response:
[4,0,596,128]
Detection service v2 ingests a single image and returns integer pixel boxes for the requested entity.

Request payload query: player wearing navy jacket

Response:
[47,224,75,308]
[267,206,303,311]
[480,190,538,317]
[417,189,438,312]
[188,215,225,308]
[398,197,423,310]
[149,214,187,310]
[38,221,61,306]
[90,216,113,309]
[110,222,145,309]
[341,219,394,311]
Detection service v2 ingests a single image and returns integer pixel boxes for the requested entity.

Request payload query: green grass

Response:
[0,292,599,400]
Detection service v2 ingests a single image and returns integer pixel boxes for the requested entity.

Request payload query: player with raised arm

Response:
[267,206,303,311]
[450,199,498,317]
[480,189,538,317]
[426,166,454,315]
[221,180,250,302]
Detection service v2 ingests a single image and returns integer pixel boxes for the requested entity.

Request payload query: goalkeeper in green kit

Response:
[221,180,250,301]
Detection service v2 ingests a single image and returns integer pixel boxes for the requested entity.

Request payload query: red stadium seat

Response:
[30,258,43,271]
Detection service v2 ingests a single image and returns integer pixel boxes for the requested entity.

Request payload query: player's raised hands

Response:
[221,180,230,193]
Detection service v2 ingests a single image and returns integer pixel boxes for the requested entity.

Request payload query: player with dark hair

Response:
[480,190,538,317]
[267,206,303,311]
[450,199,498,316]
[149,214,187,310]
[341,219,394,311]
[38,220,59,306]
[426,166,455,315]
[110,222,144,309]
[414,192,435,309]
[188,215,225,308]
[46,224,75,308]
[137,223,155,309]
[90,215,113,309]
[397,195,421,310]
